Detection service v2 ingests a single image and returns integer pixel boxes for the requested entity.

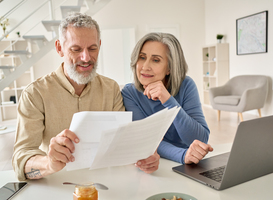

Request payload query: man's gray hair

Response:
[59,12,100,45]
[131,32,188,96]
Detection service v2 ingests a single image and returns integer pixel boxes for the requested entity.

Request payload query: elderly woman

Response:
[122,32,213,166]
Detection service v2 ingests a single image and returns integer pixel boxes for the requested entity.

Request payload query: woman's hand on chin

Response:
[143,81,171,104]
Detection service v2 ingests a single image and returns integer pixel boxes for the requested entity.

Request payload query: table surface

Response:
[1,143,273,200]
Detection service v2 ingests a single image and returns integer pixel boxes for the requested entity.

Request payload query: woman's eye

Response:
[139,56,145,60]
[153,59,160,63]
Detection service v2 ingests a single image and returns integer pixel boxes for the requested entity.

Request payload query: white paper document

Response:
[66,111,132,171]
[66,107,180,171]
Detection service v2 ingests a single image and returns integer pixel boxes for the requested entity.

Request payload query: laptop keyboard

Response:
[200,166,226,182]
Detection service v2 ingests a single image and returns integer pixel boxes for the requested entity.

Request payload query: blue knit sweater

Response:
[121,76,210,164]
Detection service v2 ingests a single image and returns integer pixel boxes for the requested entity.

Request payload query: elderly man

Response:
[12,13,159,181]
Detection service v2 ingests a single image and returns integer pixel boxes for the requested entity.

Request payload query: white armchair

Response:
[209,75,268,121]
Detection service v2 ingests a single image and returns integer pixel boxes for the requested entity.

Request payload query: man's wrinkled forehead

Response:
[63,26,100,46]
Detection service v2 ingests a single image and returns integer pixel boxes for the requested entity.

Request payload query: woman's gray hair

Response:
[131,32,188,96]
[59,12,100,45]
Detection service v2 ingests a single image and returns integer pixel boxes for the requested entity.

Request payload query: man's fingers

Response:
[52,135,75,153]
[58,129,79,144]
[48,129,79,164]
[49,139,75,163]
[48,148,68,163]
[55,129,80,153]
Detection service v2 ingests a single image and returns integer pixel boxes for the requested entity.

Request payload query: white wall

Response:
[97,28,135,85]
[93,0,206,93]
[205,0,273,115]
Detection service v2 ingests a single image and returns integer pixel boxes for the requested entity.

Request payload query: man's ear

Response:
[55,40,64,57]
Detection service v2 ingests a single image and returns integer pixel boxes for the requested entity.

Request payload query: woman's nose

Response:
[80,49,91,62]
[142,60,150,70]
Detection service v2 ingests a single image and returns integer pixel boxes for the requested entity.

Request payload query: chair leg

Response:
[217,110,221,121]
[258,109,262,117]
[238,113,243,122]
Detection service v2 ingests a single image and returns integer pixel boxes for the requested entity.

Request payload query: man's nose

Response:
[80,49,91,62]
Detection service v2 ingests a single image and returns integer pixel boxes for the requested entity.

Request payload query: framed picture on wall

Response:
[236,11,268,55]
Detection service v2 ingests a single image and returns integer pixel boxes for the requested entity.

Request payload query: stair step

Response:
[0,66,15,69]
[23,35,47,40]
[23,35,48,49]
[4,50,31,55]
[0,66,15,76]
[60,6,81,18]
[42,20,61,32]
[3,50,31,62]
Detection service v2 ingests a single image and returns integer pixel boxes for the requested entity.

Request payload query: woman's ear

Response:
[55,40,64,57]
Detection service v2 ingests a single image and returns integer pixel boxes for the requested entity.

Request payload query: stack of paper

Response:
[66,107,180,171]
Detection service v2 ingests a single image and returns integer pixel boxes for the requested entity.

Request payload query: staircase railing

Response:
[0,0,51,41]
[0,0,27,22]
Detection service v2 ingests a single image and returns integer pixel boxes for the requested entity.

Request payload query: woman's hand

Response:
[135,152,160,173]
[143,81,171,104]
[184,140,213,164]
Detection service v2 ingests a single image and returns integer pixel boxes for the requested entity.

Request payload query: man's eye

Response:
[71,49,81,52]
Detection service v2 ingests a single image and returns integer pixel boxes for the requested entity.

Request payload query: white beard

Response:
[65,61,98,85]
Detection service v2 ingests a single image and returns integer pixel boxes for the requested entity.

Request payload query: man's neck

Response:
[68,78,87,96]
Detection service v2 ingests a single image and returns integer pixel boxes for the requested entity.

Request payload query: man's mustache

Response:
[75,61,95,65]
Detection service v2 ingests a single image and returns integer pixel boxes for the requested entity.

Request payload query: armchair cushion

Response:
[214,95,241,106]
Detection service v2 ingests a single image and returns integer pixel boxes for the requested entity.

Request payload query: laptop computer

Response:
[172,115,273,190]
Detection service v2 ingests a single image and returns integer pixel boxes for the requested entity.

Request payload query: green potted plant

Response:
[216,34,224,43]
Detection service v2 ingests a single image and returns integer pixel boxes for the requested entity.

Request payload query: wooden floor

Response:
[204,106,259,145]
[0,106,260,171]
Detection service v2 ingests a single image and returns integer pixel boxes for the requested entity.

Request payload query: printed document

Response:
[66,107,180,171]
[66,111,132,171]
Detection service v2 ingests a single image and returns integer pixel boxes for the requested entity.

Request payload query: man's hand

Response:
[143,81,171,104]
[47,129,79,173]
[135,152,160,173]
[184,140,213,164]
[24,129,80,179]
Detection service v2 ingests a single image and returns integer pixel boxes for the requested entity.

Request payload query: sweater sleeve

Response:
[121,84,146,120]
[163,89,210,145]
[159,79,210,164]
[157,140,188,163]
[12,88,47,181]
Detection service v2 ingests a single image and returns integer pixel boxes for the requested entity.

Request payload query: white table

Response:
[1,143,273,200]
